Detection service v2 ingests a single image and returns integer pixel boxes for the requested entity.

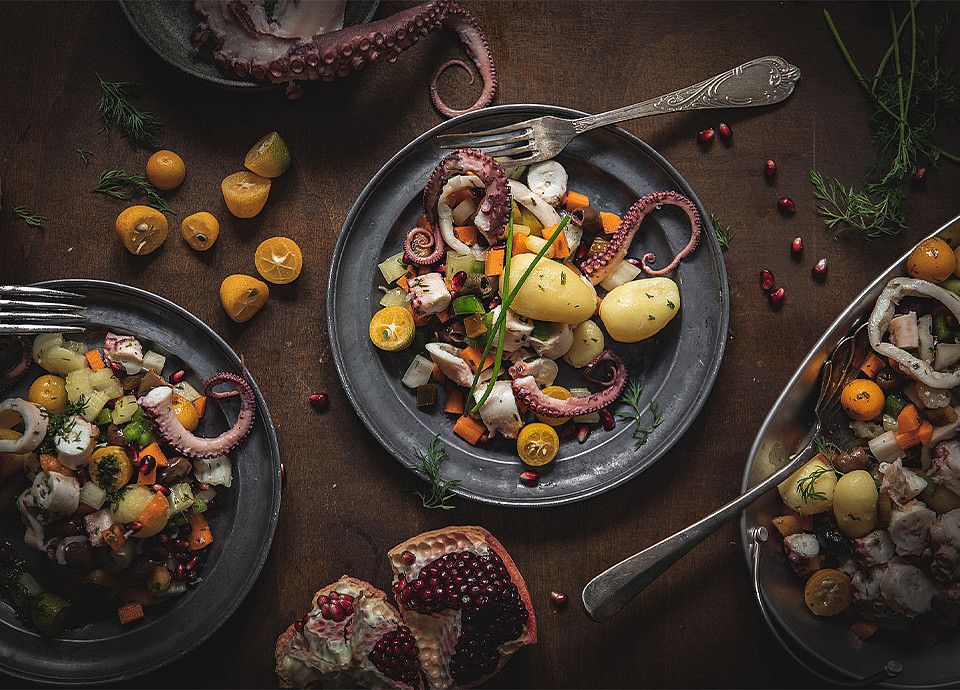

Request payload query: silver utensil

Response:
[582,323,870,622]
[0,285,87,335]
[437,55,800,164]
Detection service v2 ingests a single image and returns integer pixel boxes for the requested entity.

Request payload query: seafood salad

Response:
[0,331,255,635]
[774,236,960,643]
[369,148,701,470]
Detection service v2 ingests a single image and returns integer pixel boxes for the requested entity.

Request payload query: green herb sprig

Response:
[415,436,459,510]
[92,168,172,214]
[797,436,842,502]
[96,75,162,148]
[616,378,663,450]
[38,396,89,454]
[710,213,732,250]
[13,206,46,229]
[76,148,91,166]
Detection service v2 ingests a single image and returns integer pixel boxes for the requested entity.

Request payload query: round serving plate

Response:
[119,0,380,92]
[741,214,960,687]
[328,104,730,507]
[0,280,282,685]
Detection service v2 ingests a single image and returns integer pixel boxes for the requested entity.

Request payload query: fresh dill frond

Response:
[76,148,91,166]
[13,206,46,229]
[809,171,905,239]
[96,75,162,148]
[92,168,172,214]
[709,213,732,250]
[414,435,459,510]
[616,378,663,450]
[38,396,89,454]
[797,437,842,502]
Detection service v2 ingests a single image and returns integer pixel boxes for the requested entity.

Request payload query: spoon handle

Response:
[581,439,817,622]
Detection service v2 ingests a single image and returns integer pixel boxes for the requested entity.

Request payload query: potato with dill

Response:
[777,456,838,515]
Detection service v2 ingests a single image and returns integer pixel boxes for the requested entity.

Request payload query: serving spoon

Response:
[582,323,872,622]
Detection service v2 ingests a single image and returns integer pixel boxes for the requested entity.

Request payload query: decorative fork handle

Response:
[572,56,801,134]
[581,433,817,622]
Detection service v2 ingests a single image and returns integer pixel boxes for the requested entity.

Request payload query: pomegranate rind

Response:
[387,526,537,688]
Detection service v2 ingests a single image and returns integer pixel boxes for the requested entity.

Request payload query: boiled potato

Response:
[564,320,605,367]
[501,255,597,324]
[599,277,680,343]
[833,470,878,537]
[112,485,169,537]
[778,457,838,515]
[923,485,960,514]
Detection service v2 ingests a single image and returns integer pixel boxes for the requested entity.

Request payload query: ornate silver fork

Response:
[581,323,870,622]
[0,285,86,335]
[437,55,801,165]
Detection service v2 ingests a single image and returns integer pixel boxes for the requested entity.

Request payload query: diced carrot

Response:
[918,421,934,445]
[447,188,474,208]
[85,349,106,371]
[898,404,921,433]
[137,491,168,526]
[860,353,885,379]
[463,314,487,338]
[850,620,880,641]
[397,275,410,293]
[137,465,157,485]
[454,225,479,245]
[771,514,807,538]
[40,453,74,477]
[188,513,214,551]
[787,509,814,531]
[118,602,145,625]
[444,387,465,415]
[565,191,590,211]
[600,212,622,234]
[193,396,207,418]
[430,365,447,385]
[485,249,505,276]
[101,525,127,551]
[512,233,530,255]
[895,429,920,450]
[139,442,168,467]
[551,230,570,259]
[453,415,486,445]
[460,346,494,372]
[407,305,431,327]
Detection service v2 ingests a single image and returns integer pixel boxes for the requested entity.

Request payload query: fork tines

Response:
[0,286,86,335]
[436,119,536,157]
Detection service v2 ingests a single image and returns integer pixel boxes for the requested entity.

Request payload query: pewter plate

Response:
[741,214,960,687]
[0,280,282,685]
[119,0,380,91]
[328,104,730,507]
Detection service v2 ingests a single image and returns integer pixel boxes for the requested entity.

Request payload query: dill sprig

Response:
[414,436,459,510]
[92,168,172,214]
[797,436,842,502]
[710,213,732,250]
[13,206,46,229]
[38,396,89,454]
[76,148,91,166]
[96,75,162,148]
[616,378,663,450]
[811,5,960,239]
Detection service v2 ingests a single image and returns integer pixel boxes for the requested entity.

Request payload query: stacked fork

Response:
[0,286,86,335]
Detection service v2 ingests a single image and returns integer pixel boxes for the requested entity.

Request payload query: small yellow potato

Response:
[501,255,597,324]
[564,320,605,368]
[832,470,878,538]
[778,457,838,515]
[599,277,680,343]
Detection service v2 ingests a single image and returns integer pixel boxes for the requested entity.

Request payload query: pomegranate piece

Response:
[309,392,329,411]
[759,269,775,292]
[389,526,537,689]
[791,236,803,257]
[577,424,590,443]
[769,287,785,307]
[170,369,186,384]
[550,591,569,607]
[599,409,615,431]
[912,167,927,188]
[812,258,828,280]
[717,122,732,140]
[697,128,715,147]
[519,469,539,485]
[777,197,797,215]
[764,159,777,179]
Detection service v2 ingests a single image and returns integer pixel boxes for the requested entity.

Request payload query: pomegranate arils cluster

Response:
[316,590,355,621]
[369,625,421,687]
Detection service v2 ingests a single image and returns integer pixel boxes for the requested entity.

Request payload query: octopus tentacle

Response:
[428,3,497,117]
[403,226,444,266]
[509,351,627,416]
[139,373,256,460]
[0,337,29,393]
[579,191,702,285]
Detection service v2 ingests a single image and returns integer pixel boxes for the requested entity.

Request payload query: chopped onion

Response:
[79,481,107,510]
[935,343,960,371]
[402,355,435,389]
[868,430,903,463]
[142,350,167,375]
[379,287,408,308]
[452,198,477,225]
[378,252,408,284]
[194,456,232,487]
[599,261,642,291]
[172,381,202,402]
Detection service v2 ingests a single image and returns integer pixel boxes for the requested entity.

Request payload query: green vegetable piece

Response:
[452,295,484,316]
[93,408,112,426]
[122,422,143,443]
[530,320,553,341]
[31,592,72,638]
[138,429,154,447]
[131,407,144,422]
[884,393,909,418]
[935,314,951,341]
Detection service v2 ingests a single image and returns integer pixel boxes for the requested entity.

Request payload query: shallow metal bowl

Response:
[741,214,960,687]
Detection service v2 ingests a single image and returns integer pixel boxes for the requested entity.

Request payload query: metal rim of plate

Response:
[327,103,730,507]
[740,214,960,688]
[0,279,282,686]
[118,0,381,92]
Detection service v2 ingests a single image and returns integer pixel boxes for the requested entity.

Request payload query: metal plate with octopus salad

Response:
[329,104,729,507]
[0,280,280,684]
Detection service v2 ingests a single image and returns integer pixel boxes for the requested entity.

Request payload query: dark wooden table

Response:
[1,1,959,687]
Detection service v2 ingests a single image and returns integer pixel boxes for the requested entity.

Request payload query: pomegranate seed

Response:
[171,370,185,384]
[759,269,775,292]
[451,271,468,292]
[912,167,927,188]
[519,470,539,486]
[126,444,139,461]
[294,619,305,633]
[109,362,123,377]
[186,555,200,571]
[175,563,187,580]
[486,296,501,310]
[697,128,715,146]
[196,481,209,491]
[550,591,569,607]
[127,521,143,532]
[436,263,446,273]
[139,455,156,475]
[574,242,589,261]
[777,197,797,215]
[577,425,590,444]
[159,533,170,543]
[309,393,329,411]
[0,541,12,561]
[717,122,732,140]
[478,432,491,444]
[599,409,615,431]
[175,538,190,551]
[791,236,803,257]
[769,287,785,307]
[812,258,828,280]
[764,159,777,179]
[152,483,170,496]
[401,550,416,565]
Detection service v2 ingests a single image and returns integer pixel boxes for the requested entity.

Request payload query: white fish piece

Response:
[782,533,822,577]
[888,312,919,349]
[880,557,933,617]
[17,490,46,551]
[84,508,114,548]
[930,508,960,581]
[879,459,928,504]
[931,439,960,495]
[425,343,492,389]
[525,161,568,206]
[888,499,936,556]
[489,306,533,352]
[474,381,523,439]
[0,399,48,454]
[104,332,144,375]
[30,471,80,518]
[529,322,574,360]
[54,415,98,469]
[409,273,452,316]
[853,530,896,567]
